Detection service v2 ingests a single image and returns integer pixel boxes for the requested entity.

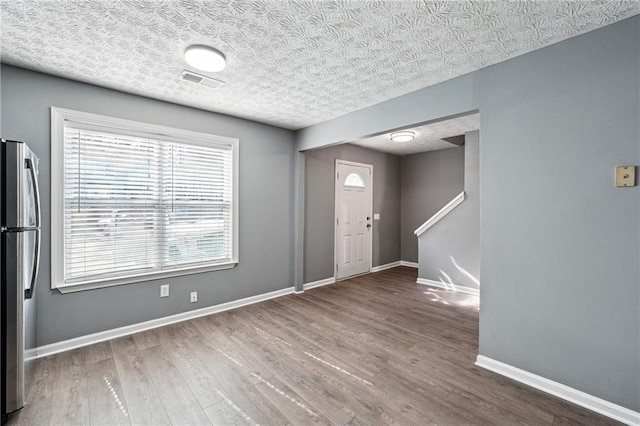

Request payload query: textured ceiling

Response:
[350,113,479,155]
[1,1,638,130]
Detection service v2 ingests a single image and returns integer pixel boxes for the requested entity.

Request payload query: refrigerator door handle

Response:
[24,157,41,300]
[24,229,40,300]
[25,157,41,228]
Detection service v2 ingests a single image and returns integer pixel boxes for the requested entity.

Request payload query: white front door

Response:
[335,160,372,280]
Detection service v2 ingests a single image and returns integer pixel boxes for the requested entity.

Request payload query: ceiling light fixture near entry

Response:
[184,45,226,72]
[390,131,415,142]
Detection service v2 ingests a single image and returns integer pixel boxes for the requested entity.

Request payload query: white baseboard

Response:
[303,277,335,290]
[370,260,418,273]
[475,355,640,426]
[416,277,479,296]
[371,261,401,272]
[26,286,295,361]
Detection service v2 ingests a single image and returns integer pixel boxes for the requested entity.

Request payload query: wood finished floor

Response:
[9,267,617,425]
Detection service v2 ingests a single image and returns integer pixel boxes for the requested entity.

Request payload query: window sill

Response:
[54,261,237,294]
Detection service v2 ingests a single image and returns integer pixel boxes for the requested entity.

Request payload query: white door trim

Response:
[334,159,373,280]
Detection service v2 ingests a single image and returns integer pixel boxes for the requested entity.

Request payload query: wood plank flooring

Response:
[9,267,618,425]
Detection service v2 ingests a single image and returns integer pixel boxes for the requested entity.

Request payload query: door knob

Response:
[366,224,371,228]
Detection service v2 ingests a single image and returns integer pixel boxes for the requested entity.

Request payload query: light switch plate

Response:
[374,213,380,221]
[615,166,636,187]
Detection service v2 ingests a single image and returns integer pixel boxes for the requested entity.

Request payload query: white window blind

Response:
[62,123,235,286]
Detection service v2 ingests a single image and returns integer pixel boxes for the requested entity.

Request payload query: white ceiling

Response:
[350,113,479,156]
[1,1,638,130]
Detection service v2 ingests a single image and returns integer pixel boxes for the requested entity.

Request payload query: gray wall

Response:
[400,146,465,263]
[478,18,639,410]
[295,16,640,412]
[418,131,479,291]
[1,65,296,347]
[304,144,400,283]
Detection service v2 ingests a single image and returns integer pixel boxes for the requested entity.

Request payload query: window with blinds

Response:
[51,108,238,291]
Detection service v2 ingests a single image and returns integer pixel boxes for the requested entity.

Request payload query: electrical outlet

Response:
[190,291,198,303]
[160,284,169,298]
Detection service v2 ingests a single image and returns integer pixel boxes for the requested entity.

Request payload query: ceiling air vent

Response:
[179,70,225,89]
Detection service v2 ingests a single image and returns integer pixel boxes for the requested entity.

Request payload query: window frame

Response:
[51,107,239,293]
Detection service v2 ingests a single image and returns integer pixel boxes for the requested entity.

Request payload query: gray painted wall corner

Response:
[293,151,305,292]
[417,131,480,291]
[400,146,465,263]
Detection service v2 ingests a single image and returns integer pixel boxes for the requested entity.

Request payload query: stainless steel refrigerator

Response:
[1,139,41,422]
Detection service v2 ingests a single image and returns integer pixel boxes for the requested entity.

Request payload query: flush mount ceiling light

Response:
[184,45,226,72]
[390,131,415,142]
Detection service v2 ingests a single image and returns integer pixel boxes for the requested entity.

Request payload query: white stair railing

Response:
[414,191,465,237]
